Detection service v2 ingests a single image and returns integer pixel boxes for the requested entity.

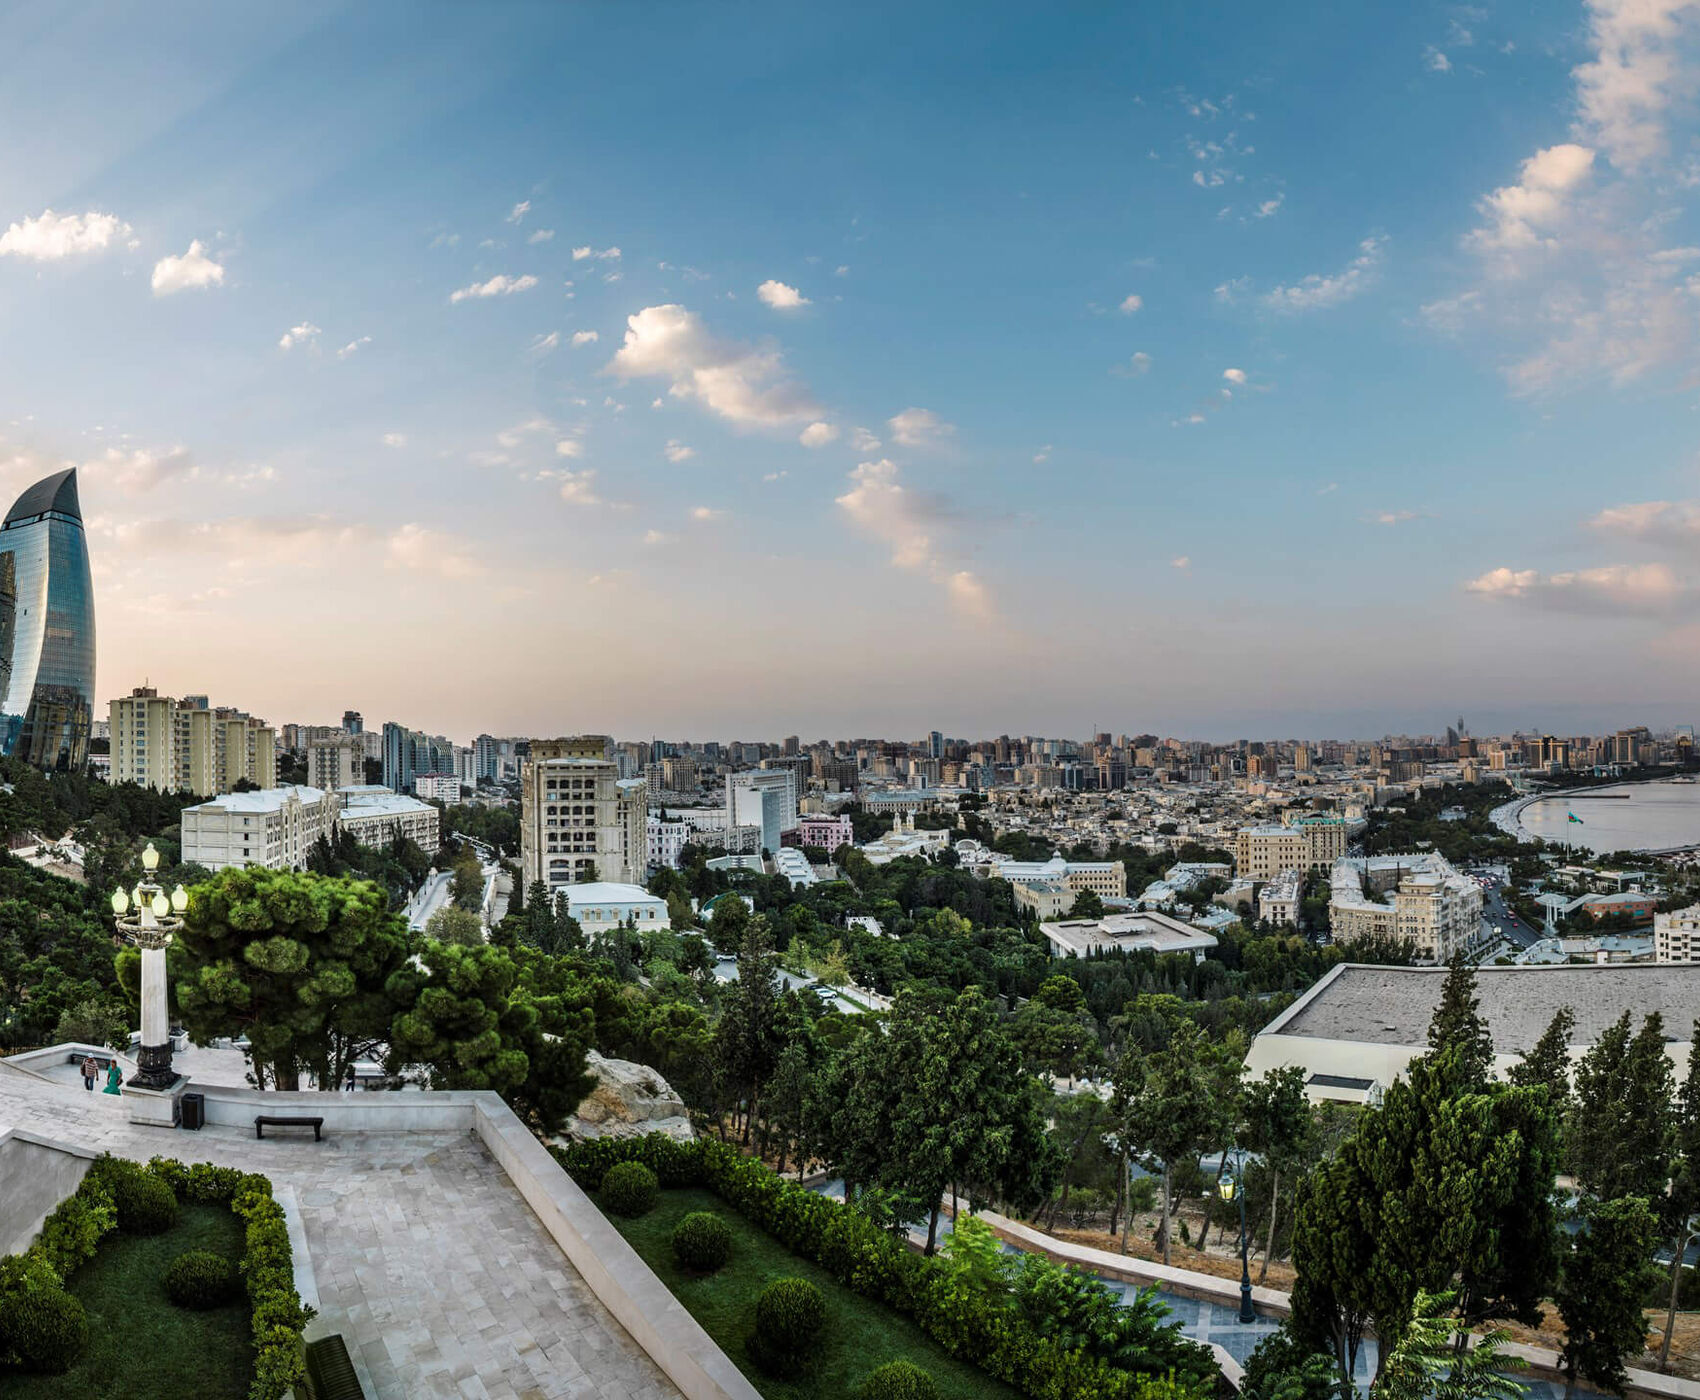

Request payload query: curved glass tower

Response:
[0,469,95,770]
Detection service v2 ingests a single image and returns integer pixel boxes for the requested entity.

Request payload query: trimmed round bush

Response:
[748,1277,826,1376]
[671,1211,733,1273]
[165,1249,240,1309]
[114,1169,179,1235]
[0,1286,88,1373]
[600,1160,658,1218]
[858,1361,940,1400]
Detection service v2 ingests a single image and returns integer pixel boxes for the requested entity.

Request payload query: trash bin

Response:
[180,1092,204,1131]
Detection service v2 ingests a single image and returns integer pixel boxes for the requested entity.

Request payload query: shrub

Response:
[165,1249,240,1309]
[0,1286,88,1373]
[600,1160,659,1218]
[859,1359,940,1400]
[671,1211,733,1273]
[749,1276,826,1376]
[114,1169,179,1235]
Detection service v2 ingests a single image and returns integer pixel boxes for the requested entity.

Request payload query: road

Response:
[406,870,453,932]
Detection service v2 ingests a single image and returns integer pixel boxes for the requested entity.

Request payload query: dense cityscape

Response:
[8,5,1700,1400]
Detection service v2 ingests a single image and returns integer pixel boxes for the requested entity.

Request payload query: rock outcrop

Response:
[566,1050,694,1142]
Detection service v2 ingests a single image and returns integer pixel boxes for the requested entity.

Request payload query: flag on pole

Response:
[1568,811,1584,824]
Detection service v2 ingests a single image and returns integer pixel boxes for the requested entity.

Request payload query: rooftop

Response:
[4,466,80,525]
[1270,963,1700,1052]
[563,882,664,904]
[187,784,328,813]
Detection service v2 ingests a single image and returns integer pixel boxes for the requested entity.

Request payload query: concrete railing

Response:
[0,1127,99,1257]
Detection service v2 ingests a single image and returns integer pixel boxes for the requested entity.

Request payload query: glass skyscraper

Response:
[0,469,95,770]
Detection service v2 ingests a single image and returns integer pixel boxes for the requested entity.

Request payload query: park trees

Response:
[1506,1006,1575,1113]
[712,919,783,1141]
[425,905,485,947]
[1241,1065,1312,1282]
[1568,1010,1675,1203]
[168,867,413,1090]
[1556,1195,1658,1400]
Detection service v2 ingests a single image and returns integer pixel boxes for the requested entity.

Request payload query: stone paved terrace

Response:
[0,1064,680,1400]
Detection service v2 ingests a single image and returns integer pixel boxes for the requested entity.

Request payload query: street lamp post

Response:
[1217,1148,1256,1324]
[111,842,189,1091]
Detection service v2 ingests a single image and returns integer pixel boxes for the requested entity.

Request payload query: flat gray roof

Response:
[1271,963,1700,1052]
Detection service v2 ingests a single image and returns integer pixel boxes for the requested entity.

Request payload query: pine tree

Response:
[1570,1011,1675,1203]
[1425,957,1493,1089]
[1506,1006,1576,1112]
[1660,1018,1700,1369]
[1557,1196,1659,1400]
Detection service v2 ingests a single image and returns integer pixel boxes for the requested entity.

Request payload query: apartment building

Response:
[337,786,440,851]
[180,785,337,871]
[1234,816,1348,880]
[308,738,359,792]
[1656,905,1700,964]
[520,737,647,891]
[1329,853,1483,963]
[109,688,276,795]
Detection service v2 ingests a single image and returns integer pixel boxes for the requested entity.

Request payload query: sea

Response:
[1517,780,1700,854]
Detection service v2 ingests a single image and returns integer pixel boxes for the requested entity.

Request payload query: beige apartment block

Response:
[521,739,646,892]
[110,688,275,796]
[1234,817,1347,880]
[1329,853,1482,963]
[1656,905,1700,965]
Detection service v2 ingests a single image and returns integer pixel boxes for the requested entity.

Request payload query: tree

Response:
[712,920,782,1142]
[1556,1195,1657,1400]
[50,996,128,1051]
[170,868,413,1090]
[1068,889,1106,919]
[1426,957,1493,1090]
[1506,1006,1575,1113]
[451,846,484,911]
[1290,1151,1376,1389]
[1241,1065,1312,1281]
[1569,1010,1675,1203]
[1661,1018,1700,1369]
[425,905,485,947]
[1372,1290,1526,1400]
[1113,1017,1237,1264]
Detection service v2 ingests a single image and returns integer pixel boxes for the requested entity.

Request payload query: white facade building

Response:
[1329,853,1483,963]
[338,787,441,851]
[521,747,647,892]
[727,769,797,854]
[647,814,692,870]
[180,786,337,871]
[413,772,463,803]
[1656,904,1700,964]
[1258,870,1303,927]
[563,882,670,937]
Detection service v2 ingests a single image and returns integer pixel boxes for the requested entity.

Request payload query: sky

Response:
[3,1,1700,743]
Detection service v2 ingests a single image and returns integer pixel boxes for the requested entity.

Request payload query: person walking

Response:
[343,1063,357,1092]
[80,1055,98,1091]
[103,1062,123,1095]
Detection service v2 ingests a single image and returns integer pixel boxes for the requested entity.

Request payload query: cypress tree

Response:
[1507,1005,1576,1112]
[1425,956,1493,1090]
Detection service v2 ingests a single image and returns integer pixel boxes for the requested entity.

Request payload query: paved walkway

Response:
[0,1066,678,1400]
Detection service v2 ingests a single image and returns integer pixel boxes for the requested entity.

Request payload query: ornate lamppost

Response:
[111,842,188,1091]
[1217,1148,1256,1324]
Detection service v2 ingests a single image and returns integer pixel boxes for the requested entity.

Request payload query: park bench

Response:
[254,1114,325,1141]
[304,1334,367,1398]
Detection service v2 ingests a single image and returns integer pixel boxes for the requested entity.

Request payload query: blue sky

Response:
[2,0,1698,741]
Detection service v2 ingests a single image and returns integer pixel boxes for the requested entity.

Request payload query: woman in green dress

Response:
[102,1061,123,1094]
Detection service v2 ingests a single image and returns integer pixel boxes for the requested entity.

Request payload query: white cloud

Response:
[570,330,599,346]
[1222,367,1247,385]
[1467,144,1596,254]
[0,209,133,260]
[1171,555,1191,569]
[527,228,555,244]
[449,273,538,302]
[851,426,881,452]
[382,433,407,448]
[386,523,482,579]
[690,506,727,522]
[1573,0,1700,171]
[1116,351,1154,377]
[1589,497,1700,543]
[1254,194,1284,219]
[836,457,991,618]
[1263,236,1385,312]
[757,279,810,309]
[1466,561,1685,614]
[1369,509,1421,525]
[496,415,554,449]
[1033,444,1052,464]
[642,529,675,545]
[1118,294,1143,314]
[555,438,584,459]
[1213,276,1252,304]
[278,322,321,351]
[530,331,561,354]
[607,303,820,428]
[763,470,788,482]
[557,470,602,506]
[1317,482,1339,495]
[834,265,850,277]
[1426,47,1452,72]
[572,245,621,261]
[665,439,695,463]
[336,336,371,359]
[508,201,531,224]
[151,240,225,295]
[799,421,839,447]
[80,445,196,495]
[888,407,954,448]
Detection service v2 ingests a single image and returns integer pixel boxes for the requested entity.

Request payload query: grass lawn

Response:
[0,1203,253,1400]
[609,1187,1020,1400]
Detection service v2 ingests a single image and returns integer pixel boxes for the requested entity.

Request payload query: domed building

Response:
[0,468,95,769]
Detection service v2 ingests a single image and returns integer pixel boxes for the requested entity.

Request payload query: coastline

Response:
[1489,778,1700,855]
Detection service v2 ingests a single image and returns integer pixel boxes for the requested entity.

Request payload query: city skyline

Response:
[5,2,1700,736]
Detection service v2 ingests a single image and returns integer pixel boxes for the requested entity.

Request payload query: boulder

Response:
[567,1050,694,1142]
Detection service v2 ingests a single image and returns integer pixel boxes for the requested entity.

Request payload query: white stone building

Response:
[338,787,441,851]
[521,750,648,892]
[1329,852,1482,962]
[180,785,336,871]
[1656,904,1700,964]
[563,882,670,936]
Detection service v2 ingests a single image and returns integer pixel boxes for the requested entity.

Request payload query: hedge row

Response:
[0,1154,312,1400]
[554,1134,1214,1400]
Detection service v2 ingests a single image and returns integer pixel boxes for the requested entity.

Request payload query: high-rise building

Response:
[728,769,796,854]
[342,710,363,735]
[110,687,274,794]
[0,469,95,770]
[520,738,645,891]
[382,721,454,793]
[308,738,359,792]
